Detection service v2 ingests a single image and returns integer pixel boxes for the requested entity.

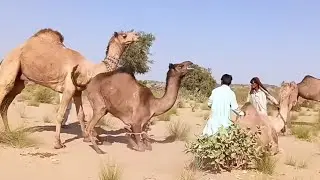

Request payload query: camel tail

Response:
[71,65,87,88]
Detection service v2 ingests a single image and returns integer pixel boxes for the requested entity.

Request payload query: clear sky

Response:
[0,0,319,85]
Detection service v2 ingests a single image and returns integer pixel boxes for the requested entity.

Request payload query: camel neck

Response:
[102,40,126,71]
[153,75,181,116]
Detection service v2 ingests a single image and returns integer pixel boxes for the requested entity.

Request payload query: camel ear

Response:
[169,63,174,69]
[114,32,119,37]
[129,29,134,32]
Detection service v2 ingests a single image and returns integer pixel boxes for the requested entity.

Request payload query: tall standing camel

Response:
[72,61,194,154]
[0,28,139,149]
[278,75,320,128]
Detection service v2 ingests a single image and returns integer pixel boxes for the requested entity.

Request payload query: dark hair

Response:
[221,74,233,86]
[250,77,269,94]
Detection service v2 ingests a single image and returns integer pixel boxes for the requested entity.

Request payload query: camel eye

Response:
[122,34,127,39]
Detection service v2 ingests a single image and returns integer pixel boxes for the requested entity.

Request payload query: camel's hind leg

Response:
[73,91,86,136]
[0,79,25,130]
[0,55,21,131]
[85,109,106,154]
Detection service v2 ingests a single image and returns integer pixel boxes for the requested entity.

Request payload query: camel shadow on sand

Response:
[30,122,175,147]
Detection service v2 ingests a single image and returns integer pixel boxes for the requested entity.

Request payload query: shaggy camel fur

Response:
[279,75,320,127]
[0,28,139,149]
[72,61,194,154]
[237,102,279,155]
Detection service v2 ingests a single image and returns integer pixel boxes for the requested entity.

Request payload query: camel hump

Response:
[302,75,317,80]
[31,28,64,43]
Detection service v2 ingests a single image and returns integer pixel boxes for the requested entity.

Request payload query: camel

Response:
[278,75,320,127]
[0,28,139,149]
[72,61,194,154]
[237,102,279,155]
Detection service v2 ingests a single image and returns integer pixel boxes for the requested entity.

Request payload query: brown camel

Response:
[236,102,279,155]
[0,28,139,149]
[72,61,194,154]
[278,75,320,128]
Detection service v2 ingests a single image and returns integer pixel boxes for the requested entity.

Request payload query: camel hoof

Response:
[83,137,91,143]
[132,145,145,152]
[54,142,66,149]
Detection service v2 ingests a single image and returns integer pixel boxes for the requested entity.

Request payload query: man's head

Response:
[221,74,233,86]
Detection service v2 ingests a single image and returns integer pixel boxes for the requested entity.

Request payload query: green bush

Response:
[185,124,265,173]
[181,64,216,97]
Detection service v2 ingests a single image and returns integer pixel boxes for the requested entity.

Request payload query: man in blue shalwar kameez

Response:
[202,74,245,136]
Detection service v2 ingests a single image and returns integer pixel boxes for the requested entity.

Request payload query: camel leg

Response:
[73,91,86,137]
[0,60,21,131]
[54,88,75,149]
[0,79,25,130]
[131,124,145,152]
[142,122,152,151]
[85,109,106,154]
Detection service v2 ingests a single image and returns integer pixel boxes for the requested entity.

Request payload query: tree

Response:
[181,64,216,97]
[120,31,156,74]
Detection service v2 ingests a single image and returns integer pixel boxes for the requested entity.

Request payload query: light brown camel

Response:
[236,102,279,155]
[278,75,320,128]
[72,61,194,154]
[0,28,139,149]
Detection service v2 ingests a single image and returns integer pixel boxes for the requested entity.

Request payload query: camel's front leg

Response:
[54,89,75,149]
[141,122,152,151]
[131,124,145,152]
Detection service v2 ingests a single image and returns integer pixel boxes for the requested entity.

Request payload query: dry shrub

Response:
[177,169,196,180]
[284,155,296,166]
[256,153,278,175]
[20,84,59,104]
[232,86,249,105]
[0,127,38,148]
[300,100,315,109]
[99,161,121,180]
[167,119,190,141]
[158,107,177,121]
[200,103,210,111]
[291,125,311,141]
[203,112,210,120]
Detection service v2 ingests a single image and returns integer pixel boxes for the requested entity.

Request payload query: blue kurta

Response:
[202,84,241,136]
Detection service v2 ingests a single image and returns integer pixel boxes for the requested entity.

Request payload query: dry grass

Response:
[291,125,312,141]
[177,169,196,180]
[284,156,297,166]
[203,112,210,121]
[20,84,59,104]
[284,155,308,169]
[0,127,38,148]
[256,153,278,175]
[99,161,121,180]
[158,107,177,121]
[200,103,210,111]
[43,115,52,123]
[166,119,190,141]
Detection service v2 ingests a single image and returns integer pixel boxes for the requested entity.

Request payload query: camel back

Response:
[30,28,64,44]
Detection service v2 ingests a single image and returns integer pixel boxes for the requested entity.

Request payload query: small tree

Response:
[181,64,216,97]
[121,31,156,74]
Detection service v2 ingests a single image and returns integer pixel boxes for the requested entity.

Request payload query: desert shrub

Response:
[0,127,38,148]
[20,84,59,104]
[300,100,315,109]
[185,124,266,173]
[167,119,190,141]
[99,161,121,180]
[291,125,311,141]
[232,86,249,105]
[256,153,277,175]
[181,64,216,98]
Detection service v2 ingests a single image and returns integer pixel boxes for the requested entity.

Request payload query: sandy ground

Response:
[1,99,320,180]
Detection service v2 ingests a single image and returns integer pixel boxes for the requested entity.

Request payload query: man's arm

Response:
[230,91,245,116]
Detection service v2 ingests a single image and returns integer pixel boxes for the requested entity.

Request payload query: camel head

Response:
[113,30,140,45]
[167,61,194,78]
[278,81,298,123]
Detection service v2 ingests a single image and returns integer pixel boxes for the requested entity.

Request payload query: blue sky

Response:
[0,0,319,85]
